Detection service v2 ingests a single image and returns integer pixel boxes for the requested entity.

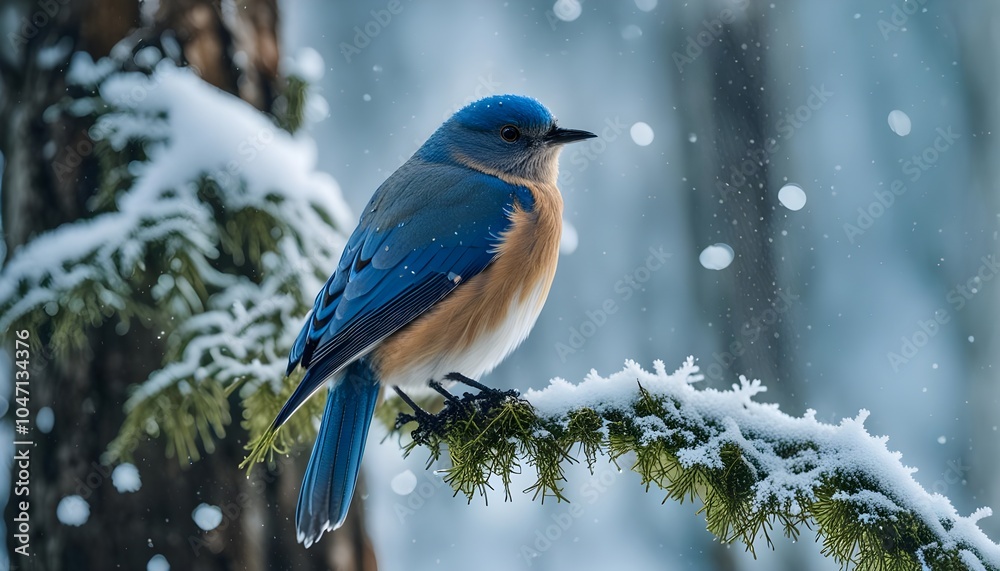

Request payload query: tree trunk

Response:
[668,5,803,570]
[1,1,376,569]
[671,5,799,411]
[953,4,1000,541]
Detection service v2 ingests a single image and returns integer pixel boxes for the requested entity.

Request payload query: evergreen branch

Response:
[239,367,325,473]
[0,56,348,468]
[106,378,230,464]
[390,358,1000,571]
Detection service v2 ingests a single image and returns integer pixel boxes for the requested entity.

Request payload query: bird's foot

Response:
[444,372,520,400]
[439,372,520,418]
[392,385,439,433]
[428,379,463,405]
[392,374,521,445]
[442,372,493,393]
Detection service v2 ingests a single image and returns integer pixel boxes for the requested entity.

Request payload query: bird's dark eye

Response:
[500,125,520,142]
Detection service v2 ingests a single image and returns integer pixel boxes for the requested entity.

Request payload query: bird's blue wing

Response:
[273,161,534,429]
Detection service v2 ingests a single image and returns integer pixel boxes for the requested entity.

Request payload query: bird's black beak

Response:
[545,126,597,145]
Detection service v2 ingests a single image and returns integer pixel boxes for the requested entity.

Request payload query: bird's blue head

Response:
[417,94,596,183]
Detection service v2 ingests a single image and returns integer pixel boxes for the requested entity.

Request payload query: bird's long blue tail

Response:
[295,359,380,548]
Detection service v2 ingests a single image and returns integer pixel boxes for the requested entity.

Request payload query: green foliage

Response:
[240,368,328,471]
[391,380,997,571]
[0,53,342,467]
[108,378,230,464]
[277,75,309,133]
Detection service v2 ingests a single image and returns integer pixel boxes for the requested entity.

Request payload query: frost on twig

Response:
[390,358,1000,571]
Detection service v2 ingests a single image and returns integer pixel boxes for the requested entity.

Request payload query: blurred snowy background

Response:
[278,0,1000,569]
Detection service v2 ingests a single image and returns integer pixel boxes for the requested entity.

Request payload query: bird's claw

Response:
[440,373,520,416]
[443,372,520,400]
[393,373,520,444]
[429,379,463,404]
[392,385,437,431]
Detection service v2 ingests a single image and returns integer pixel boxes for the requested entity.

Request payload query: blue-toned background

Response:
[279,1,1000,569]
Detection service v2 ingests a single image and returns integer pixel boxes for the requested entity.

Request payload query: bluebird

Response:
[257,94,595,547]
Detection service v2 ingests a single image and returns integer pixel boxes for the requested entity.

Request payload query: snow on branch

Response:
[0,54,348,339]
[0,50,351,463]
[391,358,1000,571]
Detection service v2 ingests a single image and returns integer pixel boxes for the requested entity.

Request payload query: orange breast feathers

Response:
[373,180,563,388]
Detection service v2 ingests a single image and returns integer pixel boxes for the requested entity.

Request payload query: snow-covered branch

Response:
[391,358,1000,571]
[0,50,350,463]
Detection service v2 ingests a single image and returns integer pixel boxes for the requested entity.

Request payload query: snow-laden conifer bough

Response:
[386,358,1000,571]
[0,53,350,463]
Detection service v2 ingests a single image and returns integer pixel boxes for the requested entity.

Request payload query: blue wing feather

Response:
[274,160,530,429]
